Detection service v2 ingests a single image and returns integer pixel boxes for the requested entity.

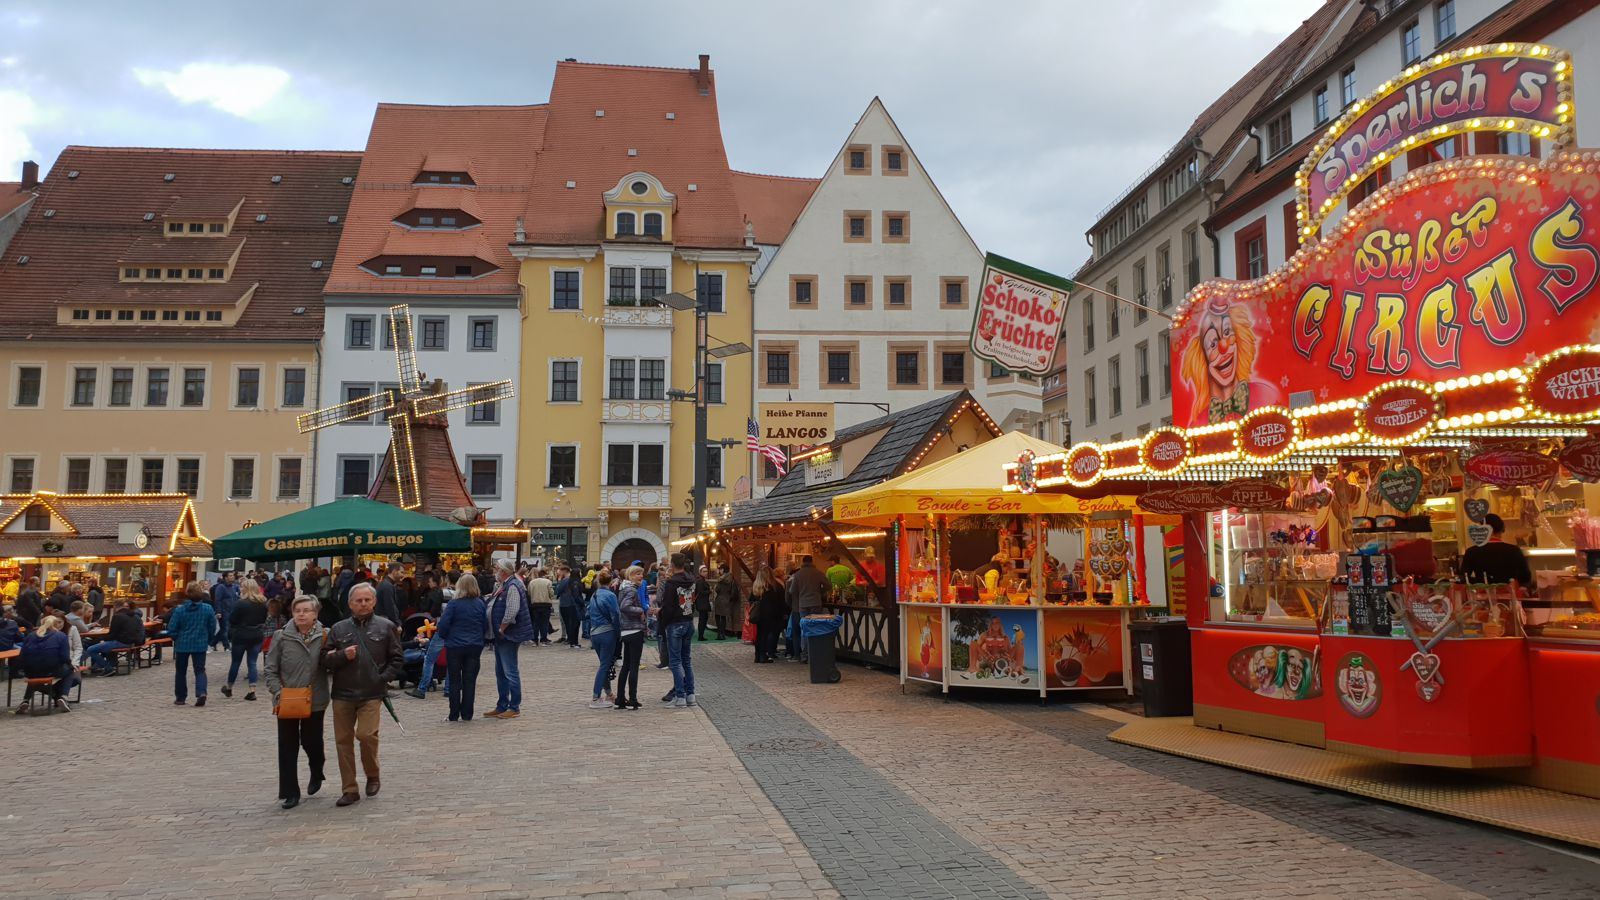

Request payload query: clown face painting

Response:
[1336,652,1381,718]
[1179,299,1285,424]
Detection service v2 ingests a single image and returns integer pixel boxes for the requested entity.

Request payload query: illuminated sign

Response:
[1297,44,1572,233]
[1361,381,1439,444]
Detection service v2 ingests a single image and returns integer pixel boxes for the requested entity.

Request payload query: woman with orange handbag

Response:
[264,594,330,810]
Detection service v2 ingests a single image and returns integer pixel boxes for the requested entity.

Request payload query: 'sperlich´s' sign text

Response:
[1298,45,1570,231]
[970,253,1073,377]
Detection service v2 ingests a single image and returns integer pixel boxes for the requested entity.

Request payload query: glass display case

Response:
[1211,509,1333,628]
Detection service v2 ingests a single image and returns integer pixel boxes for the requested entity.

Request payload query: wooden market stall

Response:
[713,392,1004,667]
[0,491,211,614]
[833,431,1159,698]
[1010,42,1600,800]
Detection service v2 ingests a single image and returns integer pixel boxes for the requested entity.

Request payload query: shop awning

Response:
[833,431,1139,527]
[210,497,472,561]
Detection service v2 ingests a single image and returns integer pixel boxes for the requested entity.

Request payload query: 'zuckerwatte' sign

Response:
[970,253,1072,377]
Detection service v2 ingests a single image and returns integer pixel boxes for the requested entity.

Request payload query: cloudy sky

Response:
[0,0,1321,274]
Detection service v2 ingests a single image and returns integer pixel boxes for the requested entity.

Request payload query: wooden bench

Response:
[105,645,142,676]
[18,669,82,713]
[141,637,172,668]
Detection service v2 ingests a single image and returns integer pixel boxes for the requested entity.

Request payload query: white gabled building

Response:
[747,98,1040,491]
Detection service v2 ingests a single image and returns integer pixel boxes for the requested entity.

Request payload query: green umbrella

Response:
[210,497,473,562]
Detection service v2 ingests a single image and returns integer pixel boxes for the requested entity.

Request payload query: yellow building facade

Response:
[513,171,757,567]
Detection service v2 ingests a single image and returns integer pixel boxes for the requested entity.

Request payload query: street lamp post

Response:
[661,289,749,538]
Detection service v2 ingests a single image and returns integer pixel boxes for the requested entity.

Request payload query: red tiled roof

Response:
[520,61,747,249]
[0,147,360,343]
[59,280,254,308]
[325,103,546,297]
[163,195,243,218]
[732,170,818,245]
[116,234,244,264]
[0,182,35,219]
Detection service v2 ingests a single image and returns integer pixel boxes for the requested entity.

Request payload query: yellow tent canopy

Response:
[831,431,1138,527]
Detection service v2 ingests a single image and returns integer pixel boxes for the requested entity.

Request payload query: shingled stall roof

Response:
[0,147,359,343]
[0,492,210,559]
[518,60,749,249]
[731,170,819,245]
[325,103,546,298]
[723,392,992,530]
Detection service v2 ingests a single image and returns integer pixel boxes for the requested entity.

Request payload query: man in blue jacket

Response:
[485,558,532,719]
[167,581,219,706]
[554,564,586,649]
[209,572,239,651]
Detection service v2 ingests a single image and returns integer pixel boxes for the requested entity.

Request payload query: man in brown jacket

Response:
[321,582,402,807]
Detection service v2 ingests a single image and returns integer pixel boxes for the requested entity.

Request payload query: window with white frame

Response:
[550,361,579,403]
[1266,110,1292,157]
[103,458,127,493]
[141,458,165,493]
[235,367,261,408]
[466,455,501,499]
[697,272,725,313]
[643,212,663,237]
[346,314,375,350]
[1401,18,1421,66]
[706,362,723,404]
[552,270,581,310]
[706,445,724,488]
[468,317,496,351]
[176,458,200,497]
[337,455,374,497]
[229,457,256,500]
[14,366,41,406]
[1109,355,1123,417]
[420,317,449,350]
[547,445,577,488]
[1314,87,1330,125]
[72,367,96,407]
[282,368,306,407]
[109,368,134,407]
[11,457,37,492]
[1159,331,1172,396]
[276,457,303,500]
[1085,368,1097,425]
[1435,1,1455,41]
[616,211,636,236]
[65,458,91,492]
[606,443,664,486]
[1136,342,1150,406]
[1340,67,1357,107]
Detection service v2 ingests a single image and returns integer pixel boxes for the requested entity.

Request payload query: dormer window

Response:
[616,212,637,236]
[414,170,475,187]
[208,268,225,279]
[394,208,480,230]
[208,223,224,233]
[188,223,204,233]
[643,213,663,237]
[440,216,456,226]
[385,265,402,275]
[419,216,434,226]
[145,268,160,280]
[168,222,183,233]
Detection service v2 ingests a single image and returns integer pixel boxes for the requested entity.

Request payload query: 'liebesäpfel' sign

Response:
[970,253,1071,377]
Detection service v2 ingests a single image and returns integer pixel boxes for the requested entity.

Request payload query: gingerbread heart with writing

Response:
[1409,651,1442,684]
[1464,498,1489,523]
[1466,523,1492,547]
[1416,679,1443,702]
[1376,465,1424,513]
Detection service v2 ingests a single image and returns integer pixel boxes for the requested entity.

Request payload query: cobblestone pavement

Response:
[6,637,1597,899]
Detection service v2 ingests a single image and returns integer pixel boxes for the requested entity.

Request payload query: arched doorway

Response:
[600,527,667,571]
[611,538,658,571]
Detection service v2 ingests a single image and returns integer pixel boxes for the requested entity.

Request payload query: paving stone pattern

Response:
[693,652,1047,900]
[695,642,1599,899]
[6,636,1597,899]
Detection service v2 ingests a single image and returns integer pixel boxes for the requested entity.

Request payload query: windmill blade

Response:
[389,304,421,394]
[412,379,515,419]
[390,414,422,511]
[296,389,398,433]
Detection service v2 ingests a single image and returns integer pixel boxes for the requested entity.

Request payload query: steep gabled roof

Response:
[731,171,818,245]
[0,181,36,219]
[325,103,546,297]
[518,60,747,249]
[0,147,359,342]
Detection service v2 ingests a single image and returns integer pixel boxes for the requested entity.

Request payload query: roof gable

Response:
[758,97,982,282]
[519,61,746,249]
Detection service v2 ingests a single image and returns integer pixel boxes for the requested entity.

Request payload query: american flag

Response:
[748,417,788,475]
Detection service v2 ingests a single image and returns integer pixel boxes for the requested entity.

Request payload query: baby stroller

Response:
[399,612,437,690]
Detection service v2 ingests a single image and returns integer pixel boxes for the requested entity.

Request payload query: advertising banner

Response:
[1170,153,1600,429]
[757,402,835,444]
[970,253,1072,376]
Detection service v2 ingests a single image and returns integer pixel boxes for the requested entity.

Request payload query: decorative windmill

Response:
[297,304,514,512]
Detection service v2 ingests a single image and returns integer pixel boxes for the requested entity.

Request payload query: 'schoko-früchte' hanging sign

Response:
[970,253,1072,377]
[1297,44,1572,234]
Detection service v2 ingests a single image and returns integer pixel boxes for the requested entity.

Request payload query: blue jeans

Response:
[86,640,127,673]
[666,621,695,699]
[591,630,618,699]
[419,644,448,692]
[214,609,231,649]
[228,636,262,686]
[786,609,804,658]
[174,650,207,701]
[492,641,521,712]
[532,605,553,642]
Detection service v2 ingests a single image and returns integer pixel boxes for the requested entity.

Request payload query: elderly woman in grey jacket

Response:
[264,595,331,809]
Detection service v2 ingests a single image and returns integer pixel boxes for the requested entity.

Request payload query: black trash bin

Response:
[1129,617,1192,717]
[802,614,843,684]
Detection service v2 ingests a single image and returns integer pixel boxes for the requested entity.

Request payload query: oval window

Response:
[630,180,648,195]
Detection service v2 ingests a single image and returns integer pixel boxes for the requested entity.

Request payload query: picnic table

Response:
[2,648,18,707]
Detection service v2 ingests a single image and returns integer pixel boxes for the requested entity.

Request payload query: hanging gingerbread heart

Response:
[1376,465,1424,513]
[1466,523,1492,547]
[1463,498,1489,524]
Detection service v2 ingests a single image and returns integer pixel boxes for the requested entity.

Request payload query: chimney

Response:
[696,54,710,95]
[21,160,39,189]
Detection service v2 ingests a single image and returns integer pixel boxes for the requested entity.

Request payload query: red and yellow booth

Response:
[1009,43,1600,798]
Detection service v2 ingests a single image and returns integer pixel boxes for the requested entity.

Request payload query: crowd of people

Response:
[1,548,855,809]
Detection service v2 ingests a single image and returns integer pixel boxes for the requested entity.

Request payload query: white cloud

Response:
[0,89,40,179]
[132,62,291,119]
[1209,0,1322,35]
